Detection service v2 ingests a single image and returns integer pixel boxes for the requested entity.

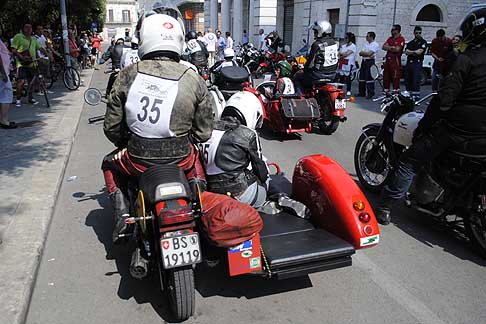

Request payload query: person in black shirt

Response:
[404,26,428,96]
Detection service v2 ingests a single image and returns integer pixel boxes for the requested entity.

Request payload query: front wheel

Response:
[167,266,195,321]
[464,209,486,258]
[63,67,80,90]
[354,127,393,193]
[316,94,339,135]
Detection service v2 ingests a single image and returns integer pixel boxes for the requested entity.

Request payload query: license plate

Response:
[335,99,346,110]
[161,233,201,269]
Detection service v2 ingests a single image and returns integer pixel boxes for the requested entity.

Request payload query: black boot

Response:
[273,193,310,219]
[375,197,394,225]
[109,189,130,244]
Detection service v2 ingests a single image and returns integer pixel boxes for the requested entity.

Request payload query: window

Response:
[328,9,340,38]
[122,10,131,23]
[416,4,442,22]
[108,9,114,22]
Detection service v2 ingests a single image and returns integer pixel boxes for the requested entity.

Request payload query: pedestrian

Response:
[11,22,46,107]
[68,30,81,72]
[358,31,379,99]
[242,29,249,45]
[89,32,103,68]
[404,26,427,97]
[197,31,205,43]
[451,34,462,55]
[0,35,16,128]
[226,31,233,49]
[382,24,405,93]
[258,28,266,50]
[430,29,452,90]
[337,32,356,96]
[34,24,52,92]
[216,30,226,60]
[204,28,217,66]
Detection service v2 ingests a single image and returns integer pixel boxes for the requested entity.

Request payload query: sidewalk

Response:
[0,68,94,324]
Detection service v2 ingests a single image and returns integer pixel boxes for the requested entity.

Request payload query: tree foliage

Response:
[0,0,106,34]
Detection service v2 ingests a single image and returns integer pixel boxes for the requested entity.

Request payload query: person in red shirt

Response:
[382,24,405,93]
[89,32,103,68]
[430,29,452,90]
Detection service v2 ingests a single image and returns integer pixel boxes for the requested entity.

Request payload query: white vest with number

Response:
[125,73,179,138]
[198,130,225,175]
[281,77,295,94]
[186,39,202,54]
[121,49,140,68]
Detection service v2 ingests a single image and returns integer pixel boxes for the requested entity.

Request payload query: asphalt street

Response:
[25,68,486,324]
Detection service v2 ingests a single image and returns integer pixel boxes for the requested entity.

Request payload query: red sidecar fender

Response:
[292,155,380,249]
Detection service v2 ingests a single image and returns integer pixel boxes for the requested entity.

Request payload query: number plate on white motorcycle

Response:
[335,99,346,110]
[161,233,201,269]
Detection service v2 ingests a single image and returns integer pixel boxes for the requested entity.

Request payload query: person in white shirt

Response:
[225,31,233,49]
[358,31,380,99]
[337,32,357,96]
[258,29,266,50]
[204,28,217,67]
[242,30,249,45]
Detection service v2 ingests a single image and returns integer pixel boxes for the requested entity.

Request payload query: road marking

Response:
[355,253,447,324]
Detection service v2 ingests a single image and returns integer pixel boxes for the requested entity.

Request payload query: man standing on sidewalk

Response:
[404,26,427,97]
[358,31,379,99]
[382,24,405,93]
[204,28,217,67]
[0,36,16,128]
[430,29,452,90]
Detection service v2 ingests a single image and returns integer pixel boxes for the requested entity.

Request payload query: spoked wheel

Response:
[63,67,80,90]
[166,266,195,321]
[39,74,50,108]
[464,209,486,258]
[256,81,275,104]
[316,93,339,135]
[354,128,392,193]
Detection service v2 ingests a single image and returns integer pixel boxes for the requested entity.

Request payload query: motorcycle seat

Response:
[138,165,191,205]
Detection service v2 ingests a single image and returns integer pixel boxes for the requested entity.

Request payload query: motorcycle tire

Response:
[464,210,486,259]
[167,266,195,321]
[354,128,393,193]
[316,93,339,135]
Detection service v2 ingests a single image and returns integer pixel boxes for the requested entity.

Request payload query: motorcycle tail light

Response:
[364,225,374,235]
[202,74,209,80]
[359,212,371,223]
[156,200,194,226]
[353,200,365,211]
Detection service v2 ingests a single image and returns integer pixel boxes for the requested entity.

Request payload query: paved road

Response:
[26,69,486,324]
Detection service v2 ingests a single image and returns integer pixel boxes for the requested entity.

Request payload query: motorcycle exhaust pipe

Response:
[130,248,148,280]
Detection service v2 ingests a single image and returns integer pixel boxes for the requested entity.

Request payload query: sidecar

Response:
[225,154,380,279]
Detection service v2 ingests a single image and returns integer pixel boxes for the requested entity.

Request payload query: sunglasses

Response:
[415,31,422,34]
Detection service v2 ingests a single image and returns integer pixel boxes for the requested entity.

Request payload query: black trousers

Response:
[358,59,375,97]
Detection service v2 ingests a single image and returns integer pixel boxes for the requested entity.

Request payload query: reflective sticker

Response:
[125,74,178,138]
[229,240,253,253]
[360,234,380,247]
[241,250,253,258]
[249,257,261,269]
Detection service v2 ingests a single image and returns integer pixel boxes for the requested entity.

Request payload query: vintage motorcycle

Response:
[235,42,261,73]
[354,92,486,257]
[254,50,287,79]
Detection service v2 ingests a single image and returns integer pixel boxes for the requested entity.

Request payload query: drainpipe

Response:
[393,0,397,25]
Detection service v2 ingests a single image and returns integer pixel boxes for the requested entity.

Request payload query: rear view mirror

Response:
[84,88,103,106]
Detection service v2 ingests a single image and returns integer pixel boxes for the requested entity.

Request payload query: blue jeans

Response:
[404,61,422,95]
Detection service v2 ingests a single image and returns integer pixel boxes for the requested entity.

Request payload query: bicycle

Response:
[26,58,50,107]
[46,57,81,91]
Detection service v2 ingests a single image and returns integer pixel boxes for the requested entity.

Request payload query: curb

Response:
[0,69,95,324]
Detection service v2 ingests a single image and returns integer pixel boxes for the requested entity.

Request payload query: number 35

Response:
[137,96,162,124]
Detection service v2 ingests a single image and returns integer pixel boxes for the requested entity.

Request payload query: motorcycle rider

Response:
[210,48,238,74]
[374,5,486,225]
[265,31,283,52]
[120,37,139,68]
[99,35,127,97]
[101,13,214,243]
[184,30,209,72]
[272,60,295,97]
[199,91,268,207]
[294,20,338,93]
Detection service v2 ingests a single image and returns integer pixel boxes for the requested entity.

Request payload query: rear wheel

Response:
[316,93,339,135]
[167,266,195,321]
[464,209,486,258]
[354,128,393,193]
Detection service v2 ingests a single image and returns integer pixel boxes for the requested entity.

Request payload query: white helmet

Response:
[114,34,125,43]
[310,20,332,38]
[221,91,264,130]
[393,112,424,147]
[224,48,235,60]
[138,14,184,59]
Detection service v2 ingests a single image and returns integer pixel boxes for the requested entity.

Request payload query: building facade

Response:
[102,0,138,40]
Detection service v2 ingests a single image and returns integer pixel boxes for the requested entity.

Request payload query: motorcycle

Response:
[354,91,486,257]
[235,42,262,74]
[254,50,287,79]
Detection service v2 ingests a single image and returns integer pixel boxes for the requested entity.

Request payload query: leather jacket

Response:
[305,36,338,76]
[100,43,126,70]
[199,118,268,196]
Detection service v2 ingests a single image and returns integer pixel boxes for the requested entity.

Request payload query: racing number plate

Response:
[335,98,346,110]
[161,233,201,269]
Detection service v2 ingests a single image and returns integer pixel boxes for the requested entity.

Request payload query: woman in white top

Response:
[337,32,357,95]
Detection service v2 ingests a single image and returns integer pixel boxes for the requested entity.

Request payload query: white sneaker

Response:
[15,100,21,107]
[28,99,39,105]
[346,91,351,96]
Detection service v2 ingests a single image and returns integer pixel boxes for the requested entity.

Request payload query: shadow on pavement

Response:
[83,188,176,323]
[258,127,303,142]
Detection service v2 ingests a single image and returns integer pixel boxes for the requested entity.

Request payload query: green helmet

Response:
[277,61,292,77]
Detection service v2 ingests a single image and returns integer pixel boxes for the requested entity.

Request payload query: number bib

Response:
[198,130,225,175]
[282,77,295,94]
[125,74,179,138]
[323,43,338,67]
[122,49,139,68]
[186,39,202,54]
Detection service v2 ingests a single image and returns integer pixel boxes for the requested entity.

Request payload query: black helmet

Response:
[460,4,486,46]
[186,30,197,41]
